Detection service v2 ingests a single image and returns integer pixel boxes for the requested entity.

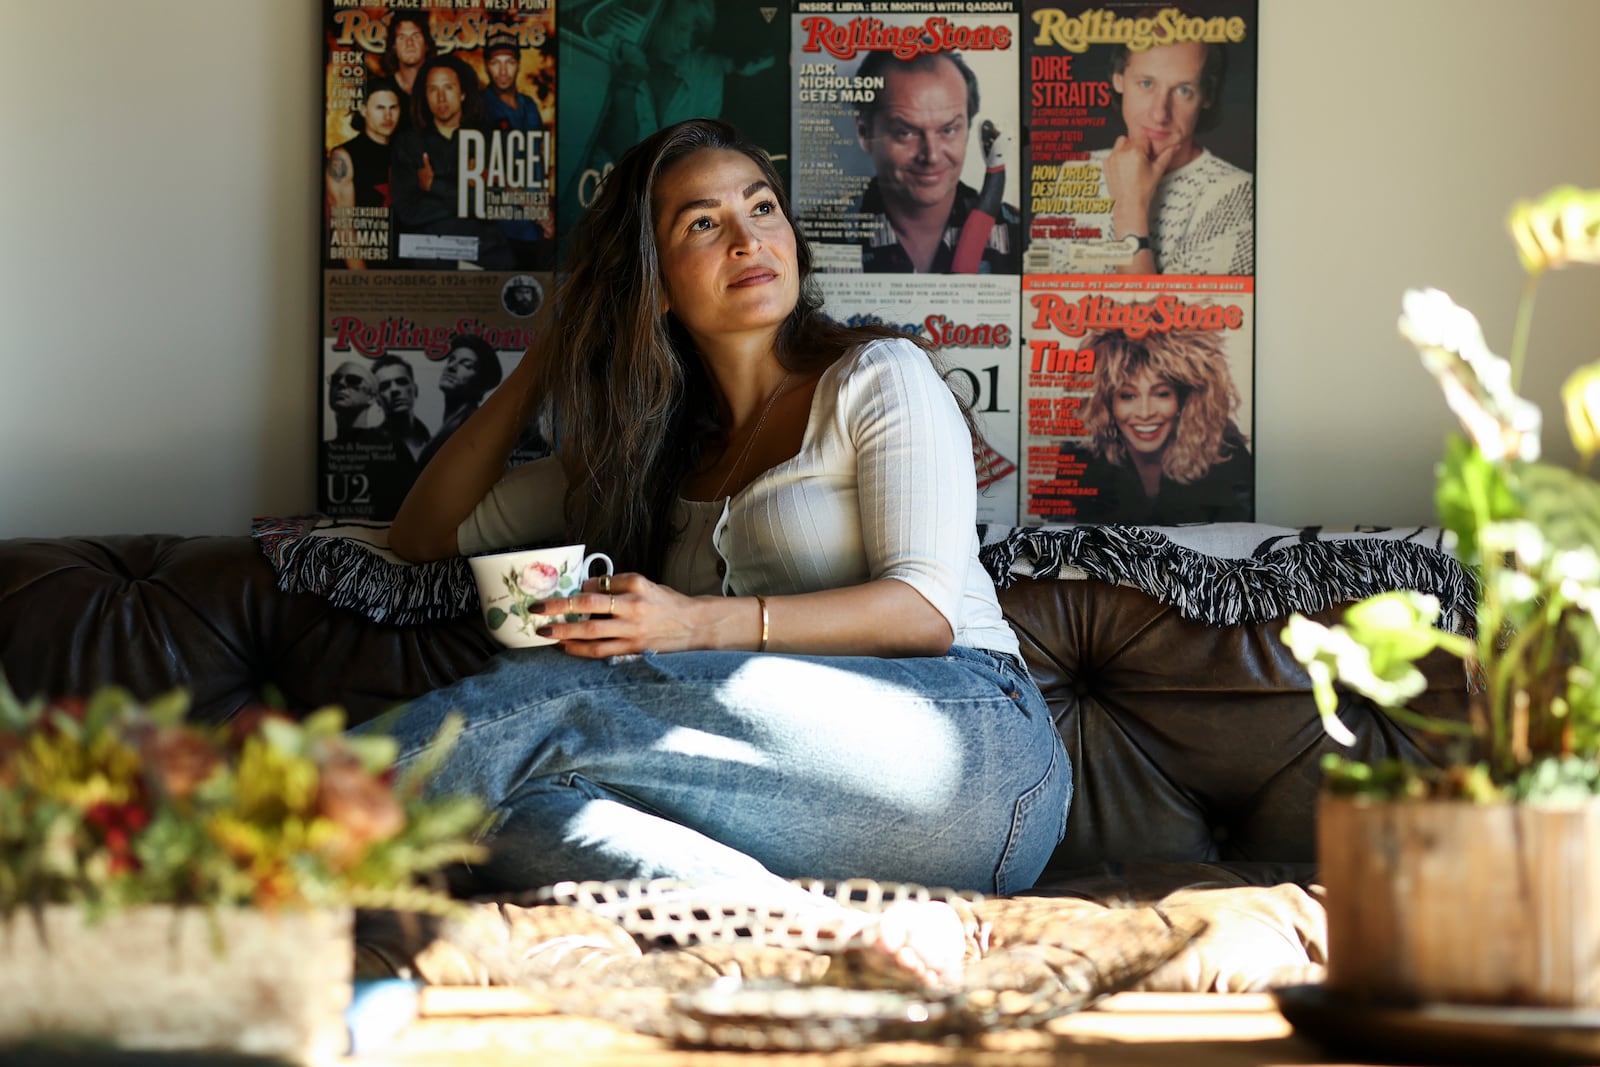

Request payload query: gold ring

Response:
[599,574,611,594]
[608,595,616,615]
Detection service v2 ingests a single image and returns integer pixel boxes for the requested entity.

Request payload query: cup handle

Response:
[582,552,614,580]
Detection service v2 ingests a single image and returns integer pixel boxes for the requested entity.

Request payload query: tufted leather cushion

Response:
[1,534,1469,879]
[0,535,498,727]
[998,578,1469,875]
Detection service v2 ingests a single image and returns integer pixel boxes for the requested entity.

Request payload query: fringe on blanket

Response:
[978,525,1478,635]
[251,515,476,625]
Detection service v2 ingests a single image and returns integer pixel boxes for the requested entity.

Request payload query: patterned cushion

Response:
[251,515,476,625]
[978,522,1474,631]
[254,515,1475,633]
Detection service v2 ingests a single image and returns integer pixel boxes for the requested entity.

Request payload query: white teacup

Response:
[468,544,614,648]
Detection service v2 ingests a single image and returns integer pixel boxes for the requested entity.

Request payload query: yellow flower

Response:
[1563,360,1600,462]
[1507,186,1600,275]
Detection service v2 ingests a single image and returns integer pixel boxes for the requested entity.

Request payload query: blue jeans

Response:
[359,644,1071,897]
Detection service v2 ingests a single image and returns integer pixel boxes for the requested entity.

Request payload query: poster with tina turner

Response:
[318,271,553,521]
[322,0,557,273]
[1020,274,1253,524]
[791,0,1022,274]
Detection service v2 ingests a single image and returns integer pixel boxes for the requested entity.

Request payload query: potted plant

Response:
[0,675,486,1064]
[1283,186,1600,1011]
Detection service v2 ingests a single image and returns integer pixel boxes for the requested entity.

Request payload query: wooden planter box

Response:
[1319,794,1600,1008]
[0,905,353,1063]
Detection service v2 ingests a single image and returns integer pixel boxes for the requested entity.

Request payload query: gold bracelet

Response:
[755,595,769,653]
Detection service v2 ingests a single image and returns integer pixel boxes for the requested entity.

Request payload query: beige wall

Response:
[2,0,1596,537]
[1255,0,1600,526]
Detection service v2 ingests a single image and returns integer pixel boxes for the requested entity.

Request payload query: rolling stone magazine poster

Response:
[318,0,1256,528]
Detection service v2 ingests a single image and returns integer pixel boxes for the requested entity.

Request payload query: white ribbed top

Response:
[458,338,1018,656]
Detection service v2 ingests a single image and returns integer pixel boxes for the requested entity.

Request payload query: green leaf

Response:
[1281,615,1358,746]
[1511,755,1600,803]
[1434,433,1520,565]
[1344,591,1443,664]
[0,671,45,731]
[394,712,468,795]
[1517,461,1600,557]
[143,689,192,728]
[342,732,400,776]
[487,607,508,629]
[83,686,136,734]
[301,706,348,741]
[259,715,306,757]
[1282,601,1475,748]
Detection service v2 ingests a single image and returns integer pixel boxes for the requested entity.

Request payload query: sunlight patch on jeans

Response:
[717,657,963,802]
[651,726,768,766]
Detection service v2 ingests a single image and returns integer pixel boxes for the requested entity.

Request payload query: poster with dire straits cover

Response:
[322,0,557,274]
[817,275,1021,524]
[1020,274,1252,525]
[1020,0,1256,276]
[791,0,1022,274]
[318,271,554,521]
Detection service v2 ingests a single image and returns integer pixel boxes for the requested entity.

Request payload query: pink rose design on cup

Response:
[470,545,613,647]
[515,561,562,599]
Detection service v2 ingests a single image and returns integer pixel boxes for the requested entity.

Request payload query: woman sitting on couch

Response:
[367,118,1071,979]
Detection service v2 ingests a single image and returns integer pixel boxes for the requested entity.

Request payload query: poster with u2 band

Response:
[318,271,552,521]
[320,0,556,519]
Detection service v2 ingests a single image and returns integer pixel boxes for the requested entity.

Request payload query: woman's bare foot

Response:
[827,899,971,990]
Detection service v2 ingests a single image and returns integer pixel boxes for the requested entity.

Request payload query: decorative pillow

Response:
[976,522,1475,633]
[251,515,477,625]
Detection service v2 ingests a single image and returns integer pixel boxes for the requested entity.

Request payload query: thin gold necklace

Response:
[710,370,793,501]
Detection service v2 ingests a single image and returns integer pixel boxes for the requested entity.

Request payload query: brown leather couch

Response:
[0,533,1469,991]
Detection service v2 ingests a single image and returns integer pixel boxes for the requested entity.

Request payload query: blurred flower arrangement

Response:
[1285,186,1600,801]
[0,674,487,919]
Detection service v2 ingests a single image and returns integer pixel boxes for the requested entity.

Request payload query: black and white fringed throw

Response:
[252,515,477,625]
[253,514,1479,634]
[977,523,1477,635]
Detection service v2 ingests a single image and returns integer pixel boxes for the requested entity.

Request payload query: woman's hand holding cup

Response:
[468,544,614,649]
[537,572,742,658]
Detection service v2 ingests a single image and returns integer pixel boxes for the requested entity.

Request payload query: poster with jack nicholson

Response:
[322,0,556,273]
[1020,0,1256,277]
[791,0,1022,275]
[817,274,1022,524]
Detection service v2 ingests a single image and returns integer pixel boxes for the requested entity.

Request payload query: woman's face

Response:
[1111,367,1180,456]
[653,148,799,350]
